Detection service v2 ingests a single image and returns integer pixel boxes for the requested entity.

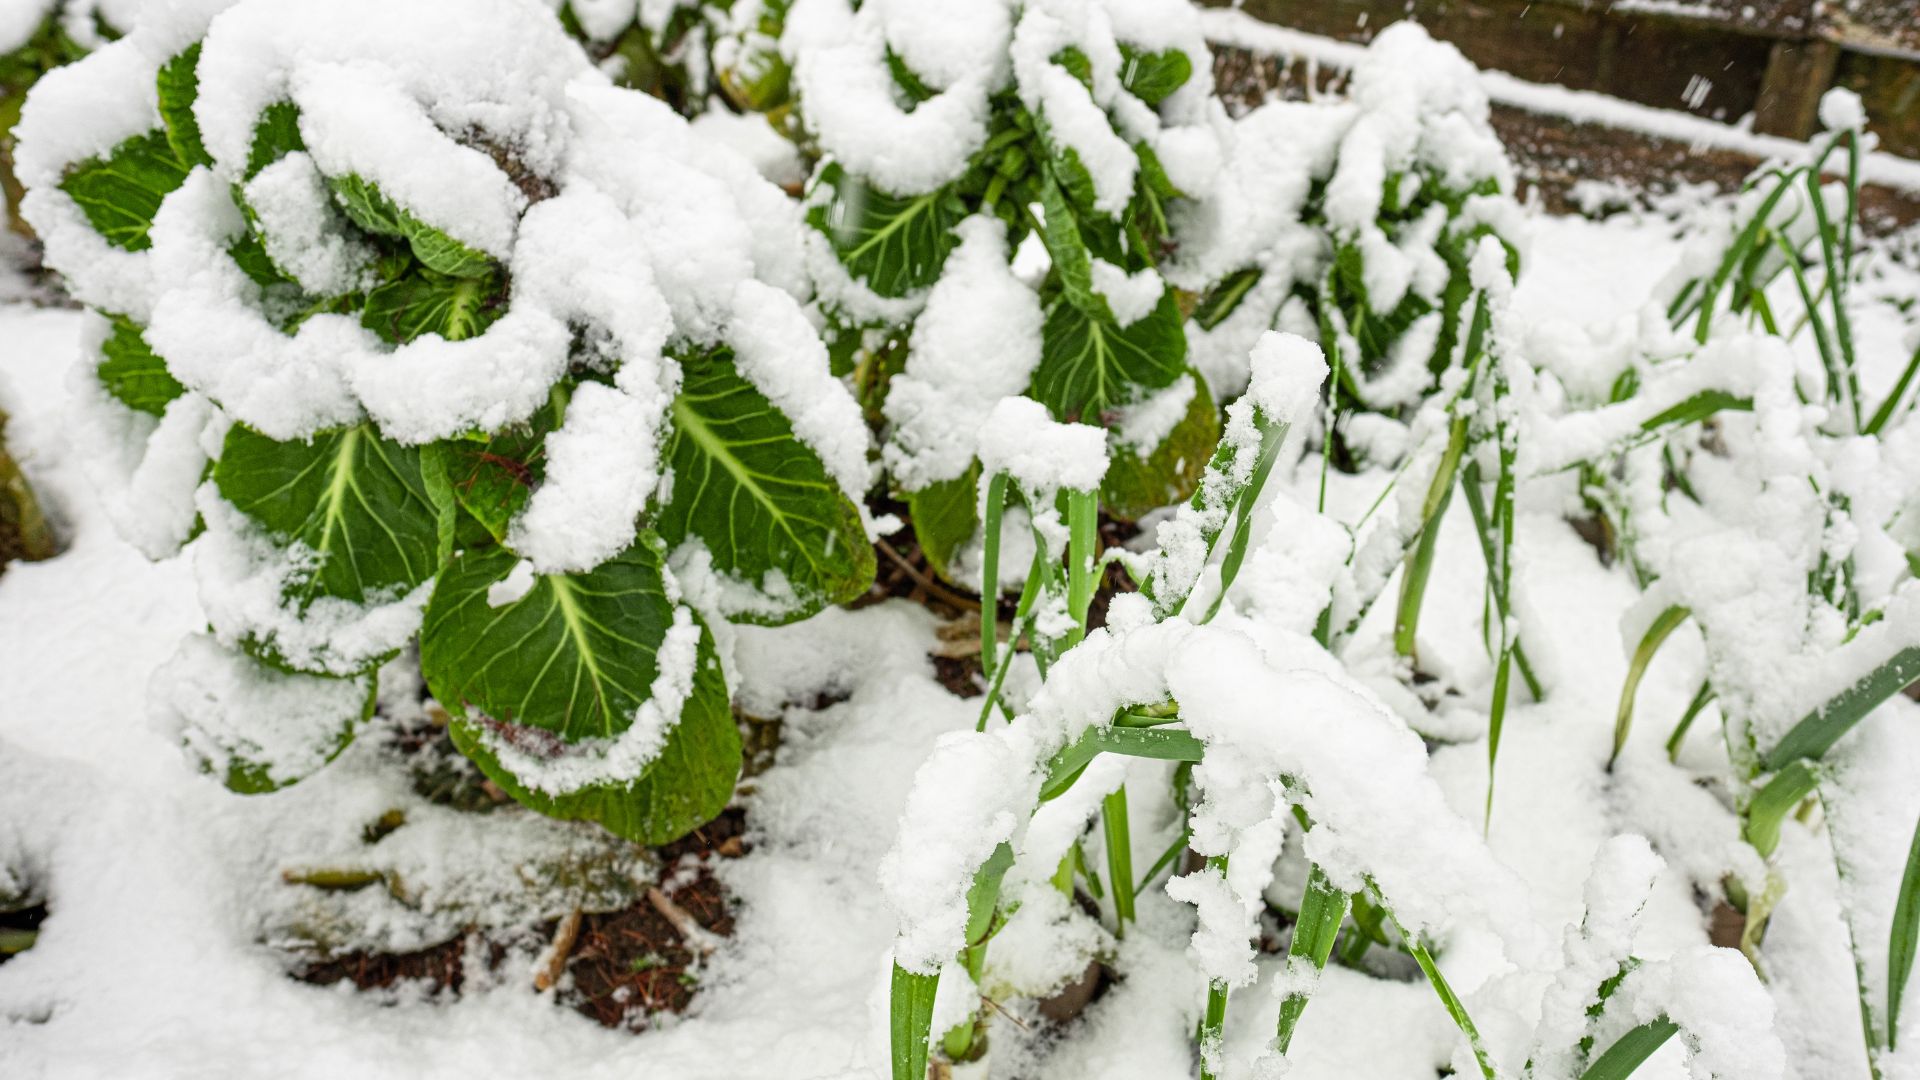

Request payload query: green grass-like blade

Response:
[1377,889,1496,1079]
[1040,726,1205,801]
[1103,786,1135,933]
[979,471,1009,675]
[890,962,939,1080]
[1744,760,1819,858]
[1763,645,1920,771]
[1665,681,1716,762]
[1275,863,1349,1053]
[1612,606,1691,766]
[1580,1018,1679,1080]
[1889,811,1920,1050]
[1392,413,1468,660]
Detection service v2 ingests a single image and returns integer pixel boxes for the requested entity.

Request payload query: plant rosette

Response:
[16,0,875,844]
[785,0,1235,581]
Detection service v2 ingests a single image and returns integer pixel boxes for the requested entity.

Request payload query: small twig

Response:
[534,908,583,991]
[980,994,1031,1031]
[647,886,720,956]
[876,538,981,612]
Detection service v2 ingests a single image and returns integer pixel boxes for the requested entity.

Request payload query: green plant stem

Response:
[1393,412,1469,662]
[979,471,1009,674]
[1888,810,1920,1051]
[1275,863,1348,1054]
[1867,340,1920,436]
[977,545,1046,731]
[1612,605,1692,767]
[1805,146,1861,430]
[1666,681,1716,762]
[1197,854,1230,1080]
[1065,487,1098,648]
[1102,786,1135,936]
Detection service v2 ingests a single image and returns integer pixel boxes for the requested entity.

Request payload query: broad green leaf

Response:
[214,422,453,611]
[1118,44,1192,107]
[1580,1018,1679,1080]
[444,619,739,845]
[423,538,689,738]
[1102,374,1217,521]
[906,462,980,584]
[884,47,935,105]
[59,128,191,251]
[659,348,874,624]
[361,267,504,344]
[328,173,494,278]
[155,45,211,168]
[219,672,374,794]
[1276,862,1348,1053]
[1193,267,1261,331]
[245,100,305,179]
[1038,170,1099,315]
[1612,606,1692,765]
[1051,46,1095,91]
[1891,812,1920,1049]
[807,162,963,298]
[1764,644,1920,770]
[96,315,185,416]
[890,962,940,1080]
[1032,290,1186,422]
[442,396,559,545]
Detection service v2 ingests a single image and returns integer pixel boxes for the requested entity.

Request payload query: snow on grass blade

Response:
[1379,888,1497,1080]
[1761,645,1920,771]
[1275,862,1348,1054]
[1040,726,1206,802]
[1579,1018,1680,1080]
[1612,606,1691,766]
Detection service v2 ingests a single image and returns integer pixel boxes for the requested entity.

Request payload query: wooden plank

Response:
[1754,39,1842,139]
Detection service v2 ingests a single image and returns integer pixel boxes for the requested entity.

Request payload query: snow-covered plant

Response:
[557,0,791,116]
[1172,24,1538,807]
[884,332,1785,1080]
[0,0,144,234]
[17,0,874,845]
[786,0,1227,567]
[1517,90,1920,1076]
[1174,22,1521,428]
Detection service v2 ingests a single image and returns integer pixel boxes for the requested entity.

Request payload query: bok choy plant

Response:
[16,0,874,845]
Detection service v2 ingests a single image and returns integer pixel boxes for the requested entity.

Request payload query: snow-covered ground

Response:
[1,192,1917,1079]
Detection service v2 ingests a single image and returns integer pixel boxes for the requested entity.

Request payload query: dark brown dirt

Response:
[295,807,748,1032]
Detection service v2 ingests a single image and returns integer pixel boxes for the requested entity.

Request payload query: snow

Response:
[7,6,1920,1079]
[884,216,1044,492]
[976,396,1110,495]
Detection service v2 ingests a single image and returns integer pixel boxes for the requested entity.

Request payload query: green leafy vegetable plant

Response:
[786,0,1224,579]
[18,0,874,845]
